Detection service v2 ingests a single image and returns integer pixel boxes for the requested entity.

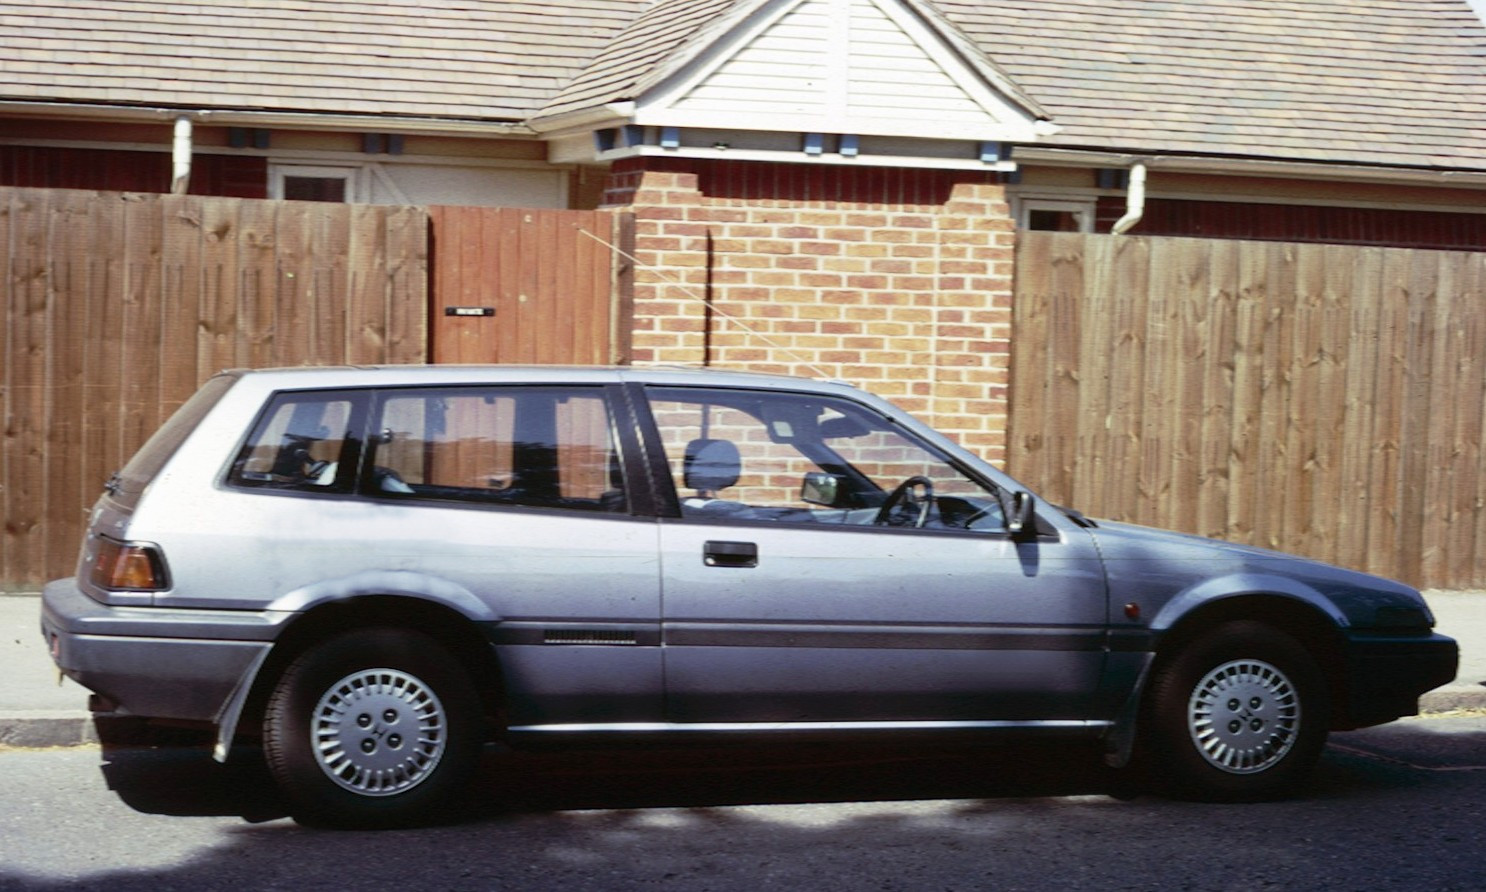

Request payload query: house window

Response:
[1016,199,1095,233]
[269,164,361,202]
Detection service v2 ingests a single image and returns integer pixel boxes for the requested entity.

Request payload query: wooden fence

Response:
[1008,231,1486,590]
[0,187,428,589]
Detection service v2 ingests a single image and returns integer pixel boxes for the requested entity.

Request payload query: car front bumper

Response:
[40,577,290,724]
[1339,631,1459,729]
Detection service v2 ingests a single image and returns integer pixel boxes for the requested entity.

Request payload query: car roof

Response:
[215,364,865,396]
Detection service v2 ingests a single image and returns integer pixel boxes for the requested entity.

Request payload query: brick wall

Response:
[602,157,1015,462]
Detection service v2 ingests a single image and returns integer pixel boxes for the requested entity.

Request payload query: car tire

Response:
[1143,620,1329,802]
[263,627,482,828]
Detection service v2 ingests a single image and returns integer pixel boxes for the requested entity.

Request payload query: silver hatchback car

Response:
[42,366,1457,827]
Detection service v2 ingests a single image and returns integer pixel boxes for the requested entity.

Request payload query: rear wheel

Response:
[264,627,481,828]
[1143,621,1329,801]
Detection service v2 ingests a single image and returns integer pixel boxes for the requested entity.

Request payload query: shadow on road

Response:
[0,718,1474,891]
[98,735,1130,825]
[92,714,1486,826]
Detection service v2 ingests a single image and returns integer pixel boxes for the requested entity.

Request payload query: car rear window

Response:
[112,373,239,508]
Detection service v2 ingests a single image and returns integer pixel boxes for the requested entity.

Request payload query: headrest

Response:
[683,438,741,493]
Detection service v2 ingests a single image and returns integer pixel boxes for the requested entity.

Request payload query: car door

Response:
[640,384,1111,727]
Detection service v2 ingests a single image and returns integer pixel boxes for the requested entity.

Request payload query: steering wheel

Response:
[874,475,935,528]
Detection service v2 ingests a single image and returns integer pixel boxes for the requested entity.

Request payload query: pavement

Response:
[2,590,1483,747]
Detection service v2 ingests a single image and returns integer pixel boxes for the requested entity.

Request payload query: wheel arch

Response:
[1150,594,1351,728]
[237,594,505,743]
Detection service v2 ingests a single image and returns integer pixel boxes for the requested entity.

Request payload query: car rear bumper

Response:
[40,577,288,724]
[1338,631,1459,729]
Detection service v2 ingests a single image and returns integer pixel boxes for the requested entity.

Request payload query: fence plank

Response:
[1005,228,1055,495]
[1196,240,1238,540]
[346,204,388,364]
[1100,235,1150,521]
[1453,256,1486,584]
[46,190,94,578]
[161,195,204,412]
[2,190,50,586]
[385,205,428,364]
[1365,250,1412,580]
[1336,246,1385,573]
[199,197,243,376]
[0,189,13,585]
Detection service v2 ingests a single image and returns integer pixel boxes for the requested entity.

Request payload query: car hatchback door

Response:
[641,385,1112,728]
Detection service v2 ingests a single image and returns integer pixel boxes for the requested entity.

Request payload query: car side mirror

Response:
[801,472,841,507]
[1004,490,1036,537]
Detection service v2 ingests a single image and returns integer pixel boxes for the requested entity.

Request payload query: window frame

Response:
[1013,196,1096,233]
[225,389,368,495]
[357,384,639,515]
[633,383,1011,532]
[268,163,364,203]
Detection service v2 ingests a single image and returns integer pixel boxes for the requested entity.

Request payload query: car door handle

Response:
[703,540,758,568]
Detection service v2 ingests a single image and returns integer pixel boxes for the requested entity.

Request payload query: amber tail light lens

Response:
[89,538,169,591]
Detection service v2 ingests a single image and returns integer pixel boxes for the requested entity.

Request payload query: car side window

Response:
[644,386,1006,531]
[229,392,361,492]
[365,386,626,513]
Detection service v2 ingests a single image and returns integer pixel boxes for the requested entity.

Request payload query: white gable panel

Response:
[845,0,988,123]
[645,0,1041,141]
[673,0,835,120]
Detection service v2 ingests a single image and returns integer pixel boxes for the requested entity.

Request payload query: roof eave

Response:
[527,102,638,135]
[1016,146,1486,187]
[0,100,538,138]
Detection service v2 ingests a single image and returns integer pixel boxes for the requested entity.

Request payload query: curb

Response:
[1419,684,1486,714]
[0,712,99,748]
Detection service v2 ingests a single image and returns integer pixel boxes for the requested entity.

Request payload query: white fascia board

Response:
[595,143,1016,172]
[630,105,1044,143]
[1015,147,1486,188]
[1012,180,1486,216]
[527,102,636,135]
[547,131,606,164]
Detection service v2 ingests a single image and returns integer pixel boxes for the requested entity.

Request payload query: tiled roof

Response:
[540,0,746,121]
[939,0,1486,169]
[3,0,1484,170]
[0,0,639,122]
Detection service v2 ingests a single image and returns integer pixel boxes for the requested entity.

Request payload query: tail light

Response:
[88,537,169,591]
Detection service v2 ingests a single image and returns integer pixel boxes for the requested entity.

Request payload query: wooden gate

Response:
[429,206,631,365]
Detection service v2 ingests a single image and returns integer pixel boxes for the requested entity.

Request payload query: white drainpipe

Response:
[170,115,193,195]
[1111,162,1147,235]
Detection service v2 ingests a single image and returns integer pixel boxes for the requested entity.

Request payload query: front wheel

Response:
[1142,621,1329,802]
[263,628,482,828]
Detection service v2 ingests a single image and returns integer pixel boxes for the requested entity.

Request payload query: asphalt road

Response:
[1,717,1483,891]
